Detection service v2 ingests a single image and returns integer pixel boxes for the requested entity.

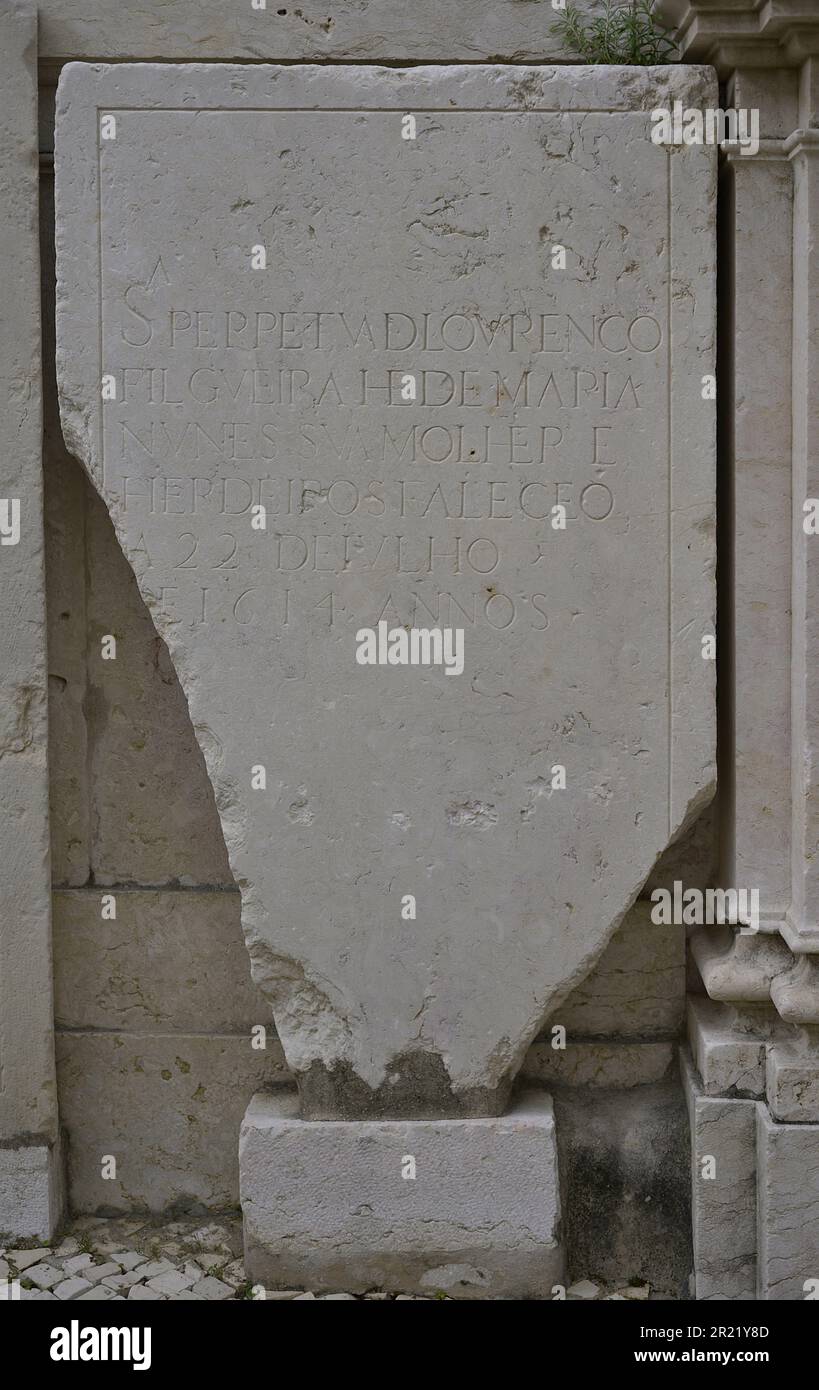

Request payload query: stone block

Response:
[36,0,599,64]
[0,1142,64,1244]
[54,1276,93,1299]
[103,1270,155,1290]
[766,1037,819,1123]
[53,887,264,1033]
[146,1269,195,1295]
[241,1088,562,1298]
[27,1262,63,1289]
[687,994,766,1098]
[549,901,685,1038]
[757,1106,819,1300]
[82,1262,123,1283]
[191,1275,233,1300]
[8,1248,52,1271]
[522,1040,673,1090]
[680,1047,756,1300]
[55,1033,287,1212]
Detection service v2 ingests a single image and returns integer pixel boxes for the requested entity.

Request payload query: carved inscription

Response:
[107,287,663,634]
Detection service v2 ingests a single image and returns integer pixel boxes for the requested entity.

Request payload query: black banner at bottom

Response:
[6,1295,810,1377]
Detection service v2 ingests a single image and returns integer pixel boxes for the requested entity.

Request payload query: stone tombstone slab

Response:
[55,64,716,1118]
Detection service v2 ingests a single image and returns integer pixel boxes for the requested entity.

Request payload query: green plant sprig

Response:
[552,0,678,65]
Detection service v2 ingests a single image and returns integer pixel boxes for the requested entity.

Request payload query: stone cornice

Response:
[656,1,819,73]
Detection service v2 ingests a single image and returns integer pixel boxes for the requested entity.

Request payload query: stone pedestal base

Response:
[240,1088,563,1299]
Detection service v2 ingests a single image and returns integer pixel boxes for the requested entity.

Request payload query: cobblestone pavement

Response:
[1,1217,653,1300]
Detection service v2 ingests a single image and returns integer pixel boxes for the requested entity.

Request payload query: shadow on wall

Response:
[554,1083,693,1298]
[44,434,290,1214]
[42,171,284,1217]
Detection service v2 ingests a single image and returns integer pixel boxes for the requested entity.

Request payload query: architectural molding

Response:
[658,1,819,73]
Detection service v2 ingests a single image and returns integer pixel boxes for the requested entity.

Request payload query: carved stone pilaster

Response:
[659,0,819,1299]
[689,929,790,1096]
[691,928,792,1002]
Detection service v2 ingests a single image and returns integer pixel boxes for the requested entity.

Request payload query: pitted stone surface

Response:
[55,63,716,1114]
[37,0,601,64]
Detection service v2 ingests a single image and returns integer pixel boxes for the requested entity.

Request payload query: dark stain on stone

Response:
[297,1052,512,1120]
[553,1081,693,1297]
